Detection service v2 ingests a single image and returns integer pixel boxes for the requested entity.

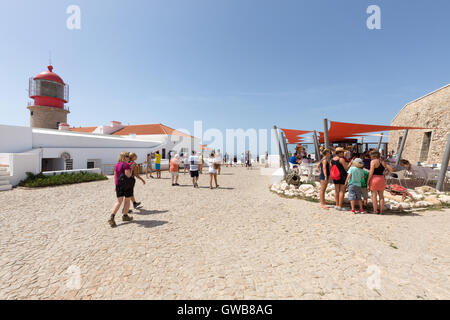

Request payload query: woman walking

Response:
[318,149,330,210]
[208,152,219,189]
[108,152,134,227]
[170,154,180,186]
[330,147,352,211]
[368,150,393,214]
[128,152,145,209]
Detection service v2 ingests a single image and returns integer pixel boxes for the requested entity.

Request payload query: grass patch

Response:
[19,171,108,188]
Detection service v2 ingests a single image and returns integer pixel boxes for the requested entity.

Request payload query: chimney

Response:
[59,123,70,131]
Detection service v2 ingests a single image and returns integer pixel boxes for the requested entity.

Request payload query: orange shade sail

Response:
[280,128,312,144]
[322,121,430,143]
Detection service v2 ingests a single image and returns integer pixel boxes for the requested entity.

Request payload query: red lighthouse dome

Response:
[29,65,69,109]
[34,65,65,85]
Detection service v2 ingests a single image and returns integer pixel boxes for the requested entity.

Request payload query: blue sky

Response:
[0,0,449,152]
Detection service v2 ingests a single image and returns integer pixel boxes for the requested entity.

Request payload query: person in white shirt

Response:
[208,152,219,189]
[188,150,200,188]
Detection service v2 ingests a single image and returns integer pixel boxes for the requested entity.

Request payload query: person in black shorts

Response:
[109,152,134,228]
[189,150,200,187]
[330,147,352,211]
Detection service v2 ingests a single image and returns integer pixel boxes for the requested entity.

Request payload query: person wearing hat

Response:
[345,158,365,214]
[330,147,352,211]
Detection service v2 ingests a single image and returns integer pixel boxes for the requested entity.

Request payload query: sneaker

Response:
[339,207,347,211]
[351,209,356,214]
[108,215,117,228]
[128,209,133,214]
[172,183,175,186]
[133,202,141,209]
[359,210,365,214]
[122,214,133,222]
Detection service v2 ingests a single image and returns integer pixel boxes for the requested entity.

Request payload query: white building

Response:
[0,124,161,188]
[70,121,200,158]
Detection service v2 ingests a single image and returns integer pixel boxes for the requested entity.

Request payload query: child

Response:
[361,169,370,209]
[345,158,365,214]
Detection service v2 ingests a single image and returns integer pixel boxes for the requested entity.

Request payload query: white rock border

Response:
[270,181,450,212]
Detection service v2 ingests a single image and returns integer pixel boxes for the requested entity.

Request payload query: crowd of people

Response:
[317,146,399,214]
[109,149,254,227]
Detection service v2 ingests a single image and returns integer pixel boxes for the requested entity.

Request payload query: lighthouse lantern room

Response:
[27,65,70,129]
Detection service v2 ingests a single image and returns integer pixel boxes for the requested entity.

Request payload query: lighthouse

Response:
[27,65,70,129]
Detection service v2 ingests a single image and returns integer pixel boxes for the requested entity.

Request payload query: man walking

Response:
[188,150,200,188]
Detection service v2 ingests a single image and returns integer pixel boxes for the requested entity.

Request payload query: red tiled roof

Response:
[70,123,195,138]
[69,126,97,133]
[112,124,194,138]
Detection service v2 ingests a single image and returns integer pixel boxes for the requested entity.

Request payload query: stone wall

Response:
[27,105,69,130]
[389,84,450,164]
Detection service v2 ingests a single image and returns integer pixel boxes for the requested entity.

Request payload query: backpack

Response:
[118,163,134,189]
[330,163,341,180]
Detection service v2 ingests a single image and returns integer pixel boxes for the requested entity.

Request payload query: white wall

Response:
[42,168,102,176]
[32,128,161,149]
[9,153,40,186]
[41,147,158,174]
[0,125,32,153]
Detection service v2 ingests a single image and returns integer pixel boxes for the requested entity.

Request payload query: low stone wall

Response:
[42,168,102,176]
[270,179,450,211]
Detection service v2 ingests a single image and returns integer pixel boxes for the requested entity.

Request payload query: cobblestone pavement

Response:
[0,166,449,299]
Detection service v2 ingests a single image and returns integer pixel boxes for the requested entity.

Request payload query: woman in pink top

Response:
[109,152,134,228]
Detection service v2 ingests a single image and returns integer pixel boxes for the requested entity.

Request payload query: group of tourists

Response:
[219,151,253,168]
[109,149,228,227]
[318,147,395,214]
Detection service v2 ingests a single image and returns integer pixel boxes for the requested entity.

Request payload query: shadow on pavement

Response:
[136,209,169,215]
[120,220,168,228]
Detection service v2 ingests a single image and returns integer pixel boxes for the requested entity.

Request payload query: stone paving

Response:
[0,166,449,299]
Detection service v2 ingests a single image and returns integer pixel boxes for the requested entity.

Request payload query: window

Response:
[56,122,60,129]
[180,148,189,157]
[34,79,65,100]
[30,111,34,116]
[162,148,166,159]
[87,161,95,169]
[65,159,73,170]
[419,132,432,162]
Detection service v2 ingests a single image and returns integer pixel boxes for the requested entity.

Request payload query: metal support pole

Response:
[313,130,320,161]
[273,126,287,178]
[360,137,364,154]
[395,130,409,167]
[281,132,290,170]
[376,133,384,152]
[323,118,330,150]
[436,134,450,191]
